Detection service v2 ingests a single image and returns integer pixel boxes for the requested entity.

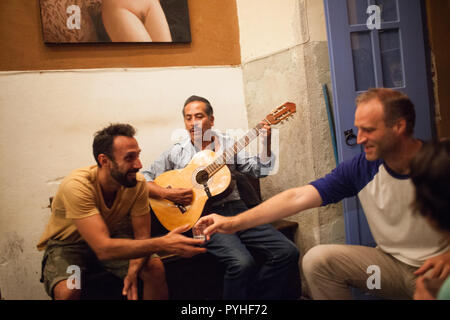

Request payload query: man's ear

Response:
[394,118,407,135]
[98,154,109,168]
[210,115,215,127]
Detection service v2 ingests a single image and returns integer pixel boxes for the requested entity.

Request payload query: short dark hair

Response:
[93,123,136,167]
[356,88,416,136]
[410,139,450,231]
[182,95,214,117]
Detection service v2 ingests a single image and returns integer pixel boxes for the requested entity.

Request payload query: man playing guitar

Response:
[142,95,301,300]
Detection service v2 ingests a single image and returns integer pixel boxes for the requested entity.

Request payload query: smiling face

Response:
[108,136,142,188]
[354,98,400,161]
[183,100,214,144]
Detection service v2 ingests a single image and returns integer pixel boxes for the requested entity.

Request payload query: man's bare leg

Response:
[139,256,169,300]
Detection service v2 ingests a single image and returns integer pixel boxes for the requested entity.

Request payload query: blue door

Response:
[324,0,434,247]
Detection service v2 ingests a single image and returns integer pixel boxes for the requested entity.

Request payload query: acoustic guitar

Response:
[150,102,296,231]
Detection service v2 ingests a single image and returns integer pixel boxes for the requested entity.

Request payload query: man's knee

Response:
[53,280,82,300]
[225,255,256,279]
[302,244,339,278]
[267,241,300,268]
[283,242,300,263]
[139,257,166,282]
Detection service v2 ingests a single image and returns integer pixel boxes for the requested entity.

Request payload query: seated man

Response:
[411,140,450,300]
[198,88,450,299]
[142,95,300,300]
[37,123,205,300]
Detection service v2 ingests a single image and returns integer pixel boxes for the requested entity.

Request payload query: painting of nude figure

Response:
[39,0,191,43]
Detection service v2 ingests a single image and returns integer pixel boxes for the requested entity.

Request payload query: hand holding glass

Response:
[192,222,207,240]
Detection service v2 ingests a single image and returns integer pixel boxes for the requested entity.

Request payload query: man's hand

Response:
[414,249,450,279]
[258,121,272,162]
[147,181,193,206]
[259,121,272,140]
[122,270,139,300]
[196,214,238,238]
[161,224,206,257]
[164,187,193,206]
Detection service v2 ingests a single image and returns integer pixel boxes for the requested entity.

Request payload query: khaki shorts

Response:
[40,238,158,298]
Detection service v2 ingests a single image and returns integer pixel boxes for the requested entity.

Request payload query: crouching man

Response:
[37,123,205,300]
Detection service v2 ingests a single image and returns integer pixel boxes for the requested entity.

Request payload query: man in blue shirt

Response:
[142,95,300,299]
[198,88,450,299]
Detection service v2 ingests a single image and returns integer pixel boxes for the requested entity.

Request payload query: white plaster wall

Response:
[0,67,249,299]
[305,0,328,42]
[237,0,305,63]
[237,0,327,63]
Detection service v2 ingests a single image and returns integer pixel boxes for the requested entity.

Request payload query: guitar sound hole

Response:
[196,170,209,185]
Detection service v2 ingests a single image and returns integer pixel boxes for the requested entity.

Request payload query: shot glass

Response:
[192,222,206,240]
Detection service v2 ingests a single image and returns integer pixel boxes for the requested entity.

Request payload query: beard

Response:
[365,135,398,161]
[110,161,138,188]
[376,134,399,159]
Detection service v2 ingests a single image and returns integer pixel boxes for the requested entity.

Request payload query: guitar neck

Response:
[204,123,265,177]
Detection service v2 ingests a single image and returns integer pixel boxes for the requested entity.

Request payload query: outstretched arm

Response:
[74,214,205,260]
[199,184,323,236]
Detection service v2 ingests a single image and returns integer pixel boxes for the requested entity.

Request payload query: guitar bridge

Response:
[176,203,187,214]
[203,184,212,198]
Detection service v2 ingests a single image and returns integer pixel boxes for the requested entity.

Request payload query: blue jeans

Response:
[205,200,301,300]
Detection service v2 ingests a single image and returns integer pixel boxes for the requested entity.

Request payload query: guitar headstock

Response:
[264,102,296,125]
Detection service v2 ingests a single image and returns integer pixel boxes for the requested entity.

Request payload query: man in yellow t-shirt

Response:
[37,123,205,300]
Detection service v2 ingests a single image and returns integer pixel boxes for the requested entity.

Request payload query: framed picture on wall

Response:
[39,0,191,43]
